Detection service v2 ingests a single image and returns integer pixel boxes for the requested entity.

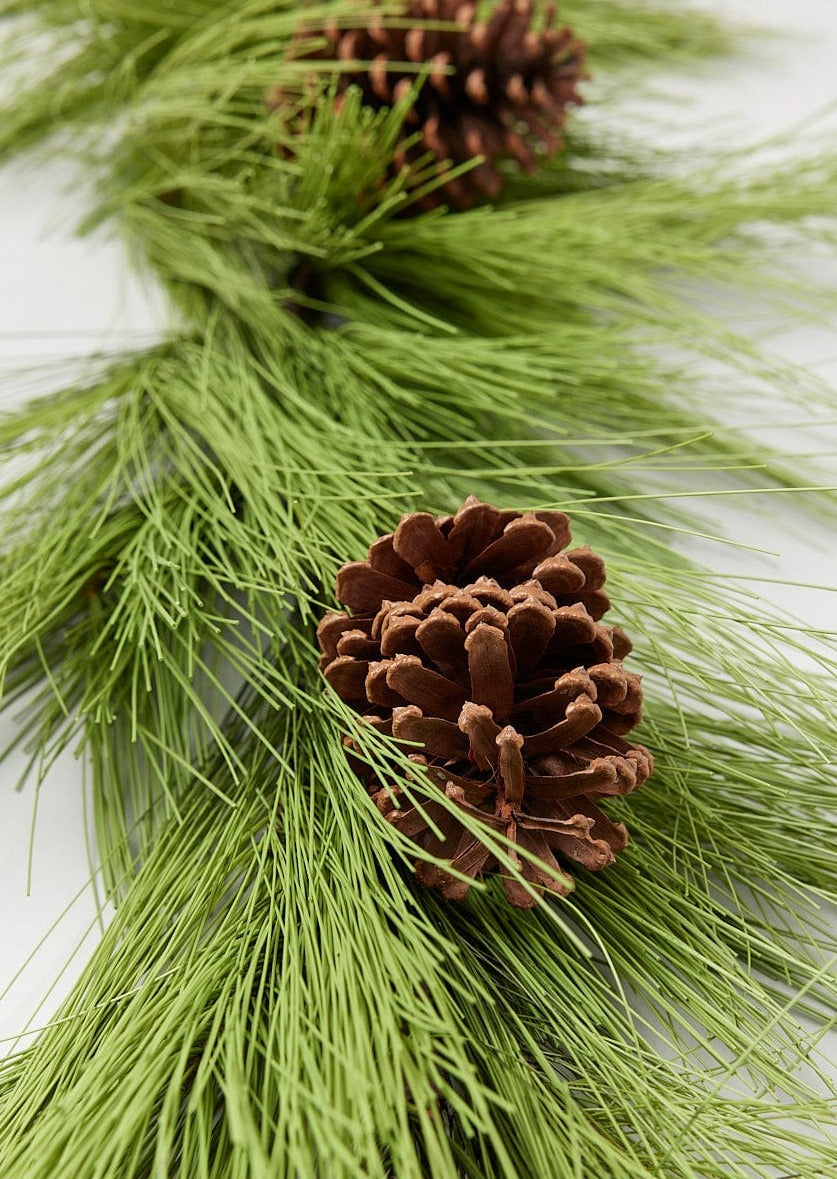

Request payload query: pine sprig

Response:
[90,74,837,493]
[1,649,835,1177]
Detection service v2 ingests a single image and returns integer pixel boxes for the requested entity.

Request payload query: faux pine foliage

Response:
[0,1,836,1176]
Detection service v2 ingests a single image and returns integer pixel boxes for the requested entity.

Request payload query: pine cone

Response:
[318,497,653,907]
[271,0,585,208]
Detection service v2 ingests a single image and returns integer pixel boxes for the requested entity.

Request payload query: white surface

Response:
[1,0,836,1067]
[0,160,167,1051]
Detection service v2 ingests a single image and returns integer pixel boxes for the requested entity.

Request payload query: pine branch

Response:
[0,2,836,1175]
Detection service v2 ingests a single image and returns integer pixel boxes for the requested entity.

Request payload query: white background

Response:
[1,0,836,1076]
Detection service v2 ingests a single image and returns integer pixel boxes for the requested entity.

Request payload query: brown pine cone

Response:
[270,0,585,208]
[318,497,653,908]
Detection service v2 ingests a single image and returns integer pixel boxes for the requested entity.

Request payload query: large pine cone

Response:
[318,497,653,908]
[271,0,585,208]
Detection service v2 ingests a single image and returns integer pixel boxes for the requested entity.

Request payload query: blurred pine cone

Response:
[270,0,585,207]
[318,497,653,907]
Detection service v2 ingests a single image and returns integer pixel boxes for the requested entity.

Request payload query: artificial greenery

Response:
[0,1,836,1176]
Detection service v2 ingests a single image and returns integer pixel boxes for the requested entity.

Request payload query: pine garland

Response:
[0,1,836,1176]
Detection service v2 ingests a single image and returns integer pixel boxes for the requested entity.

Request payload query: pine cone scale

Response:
[368,534,415,580]
[384,654,467,719]
[393,706,468,759]
[415,611,467,677]
[464,622,514,719]
[524,762,619,800]
[462,515,553,578]
[336,563,419,613]
[497,726,526,802]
